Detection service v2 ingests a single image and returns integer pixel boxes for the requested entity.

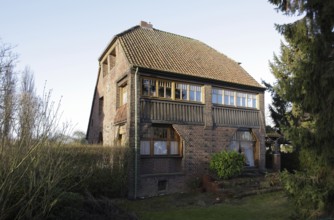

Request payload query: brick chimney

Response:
[140,21,153,29]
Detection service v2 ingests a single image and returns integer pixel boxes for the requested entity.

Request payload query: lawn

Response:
[118,191,293,220]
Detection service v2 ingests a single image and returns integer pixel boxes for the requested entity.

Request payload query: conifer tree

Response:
[268,0,334,218]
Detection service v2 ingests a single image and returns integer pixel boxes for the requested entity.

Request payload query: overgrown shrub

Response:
[209,150,244,179]
[61,145,131,198]
[0,144,132,219]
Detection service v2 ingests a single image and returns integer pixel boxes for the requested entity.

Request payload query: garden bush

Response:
[209,150,244,179]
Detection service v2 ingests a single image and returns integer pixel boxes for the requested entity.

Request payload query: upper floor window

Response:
[189,85,202,102]
[141,77,202,103]
[237,92,246,107]
[175,83,188,100]
[247,94,257,108]
[212,88,223,104]
[142,79,156,96]
[158,81,172,98]
[224,90,235,106]
[212,88,258,109]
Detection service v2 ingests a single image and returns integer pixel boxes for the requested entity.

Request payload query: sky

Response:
[0,1,300,133]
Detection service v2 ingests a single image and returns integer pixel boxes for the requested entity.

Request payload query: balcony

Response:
[213,105,260,127]
[140,99,260,128]
[140,99,204,124]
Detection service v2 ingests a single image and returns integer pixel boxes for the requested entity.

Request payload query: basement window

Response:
[158,180,167,191]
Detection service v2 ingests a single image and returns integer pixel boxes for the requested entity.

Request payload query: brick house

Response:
[86,21,266,198]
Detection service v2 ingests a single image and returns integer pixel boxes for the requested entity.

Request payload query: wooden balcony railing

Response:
[213,106,260,127]
[140,99,204,124]
[140,99,260,128]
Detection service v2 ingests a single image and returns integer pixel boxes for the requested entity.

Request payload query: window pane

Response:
[170,141,179,155]
[252,98,257,108]
[238,131,254,141]
[230,95,234,105]
[150,80,156,96]
[212,88,222,104]
[122,85,127,105]
[237,93,246,107]
[247,96,252,107]
[154,141,167,155]
[142,79,149,96]
[212,93,217,103]
[196,91,201,102]
[190,85,200,101]
[175,83,181,99]
[181,84,187,100]
[190,90,195,101]
[166,82,171,98]
[140,141,150,155]
[217,95,222,104]
[154,127,167,139]
[225,90,234,105]
[158,81,164,97]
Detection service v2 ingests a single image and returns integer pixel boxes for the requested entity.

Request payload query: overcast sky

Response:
[0,1,299,133]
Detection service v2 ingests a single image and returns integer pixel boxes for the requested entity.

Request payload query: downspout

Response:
[134,67,139,198]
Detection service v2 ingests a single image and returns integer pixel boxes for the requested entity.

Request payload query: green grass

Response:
[118,191,293,220]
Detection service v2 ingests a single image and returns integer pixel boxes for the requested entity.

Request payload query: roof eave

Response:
[98,25,140,61]
[132,66,266,92]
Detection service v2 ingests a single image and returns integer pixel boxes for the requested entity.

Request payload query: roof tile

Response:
[118,26,262,88]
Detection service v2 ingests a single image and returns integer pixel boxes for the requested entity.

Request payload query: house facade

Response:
[86,21,266,198]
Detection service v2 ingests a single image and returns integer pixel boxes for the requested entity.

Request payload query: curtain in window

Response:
[154,141,167,155]
[170,141,179,155]
[140,141,150,155]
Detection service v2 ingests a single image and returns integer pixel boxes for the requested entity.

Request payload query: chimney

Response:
[140,21,153,29]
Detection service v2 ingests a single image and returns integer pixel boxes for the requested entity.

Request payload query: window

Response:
[212,88,223,104]
[140,126,181,156]
[158,81,172,98]
[175,83,188,100]
[189,85,201,102]
[237,92,247,107]
[228,129,256,167]
[248,94,257,108]
[119,84,127,106]
[99,97,104,116]
[224,90,235,106]
[212,87,258,109]
[141,77,202,102]
[142,79,156,96]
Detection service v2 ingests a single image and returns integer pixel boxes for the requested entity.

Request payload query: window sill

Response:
[212,103,258,110]
[140,155,183,159]
[141,96,204,105]
[141,172,185,178]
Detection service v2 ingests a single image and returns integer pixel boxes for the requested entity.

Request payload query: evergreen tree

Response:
[262,80,291,134]
[268,0,334,218]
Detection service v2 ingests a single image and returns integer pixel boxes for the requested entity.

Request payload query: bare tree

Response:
[17,67,38,145]
[0,41,17,148]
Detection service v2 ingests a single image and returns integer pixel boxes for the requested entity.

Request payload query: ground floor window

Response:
[140,125,181,157]
[229,128,256,166]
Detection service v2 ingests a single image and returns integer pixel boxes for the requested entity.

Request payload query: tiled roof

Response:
[117,26,263,88]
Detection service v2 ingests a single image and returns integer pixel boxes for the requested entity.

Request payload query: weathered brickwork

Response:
[87,41,132,145]
[87,23,266,199]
